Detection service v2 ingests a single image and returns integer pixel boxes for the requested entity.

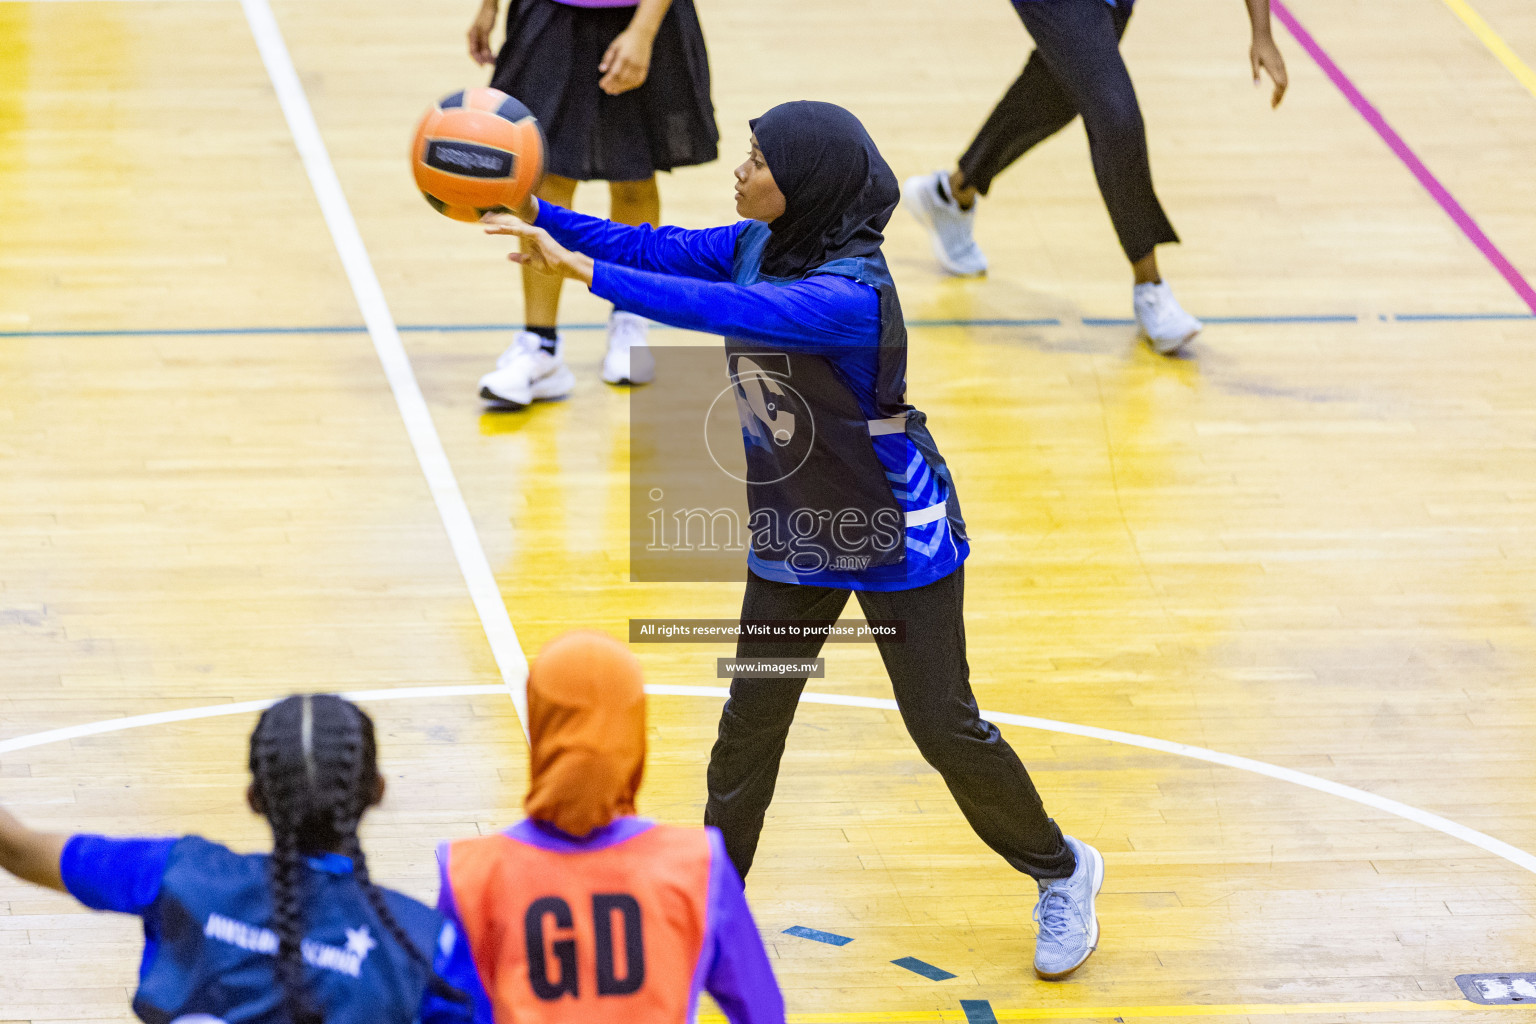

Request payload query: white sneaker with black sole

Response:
[478,331,576,410]
[602,311,655,386]
[901,171,988,277]
[1133,281,1202,355]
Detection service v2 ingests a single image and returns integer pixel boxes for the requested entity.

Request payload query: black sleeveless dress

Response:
[491,0,719,182]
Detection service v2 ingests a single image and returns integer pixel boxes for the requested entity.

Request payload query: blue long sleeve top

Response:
[535,203,967,591]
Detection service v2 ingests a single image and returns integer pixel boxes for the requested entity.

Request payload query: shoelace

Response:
[1033,883,1086,947]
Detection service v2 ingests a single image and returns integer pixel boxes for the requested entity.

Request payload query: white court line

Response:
[0,686,507,757]
[237,0,530,737]
[4,683,1533,878]
[650,686,1536,875]
[800,692,1536,876]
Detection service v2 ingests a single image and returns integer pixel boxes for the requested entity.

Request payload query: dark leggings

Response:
[958,0,1178,263]
[703,566,1075,881]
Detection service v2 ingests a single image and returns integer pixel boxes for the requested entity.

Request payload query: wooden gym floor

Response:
[3,0,1536,1021]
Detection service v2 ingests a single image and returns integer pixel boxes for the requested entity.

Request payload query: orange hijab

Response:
[524,630,646,838]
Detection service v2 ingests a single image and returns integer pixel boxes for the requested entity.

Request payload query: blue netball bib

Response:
[726,224,967,583]
[132,837,445,1024]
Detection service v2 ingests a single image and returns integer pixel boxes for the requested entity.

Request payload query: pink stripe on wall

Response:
[1272,0,1536,314]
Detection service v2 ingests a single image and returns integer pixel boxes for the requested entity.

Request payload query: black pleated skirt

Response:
[490,0,719,182]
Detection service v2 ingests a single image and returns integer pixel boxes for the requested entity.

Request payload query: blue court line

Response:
[891,956,957,981]
[0,323,603,339]
[910,317,1062,327]
[782,926,854,946]
[0,325,369,339]
[403,322,610,333]
[1203,314,1361,324]
[1394,312,1535,322]
[1083,314,1362,326]
[2,312,1531,340]
[960,1000,999,1024]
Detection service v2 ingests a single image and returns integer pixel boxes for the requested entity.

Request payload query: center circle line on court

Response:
[3,682,1532,877]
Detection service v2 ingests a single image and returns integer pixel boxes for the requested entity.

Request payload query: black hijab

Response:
[750,101,899,280]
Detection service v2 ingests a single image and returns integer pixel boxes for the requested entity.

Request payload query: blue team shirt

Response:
[60,834,485,1024]
[537,203,969,592]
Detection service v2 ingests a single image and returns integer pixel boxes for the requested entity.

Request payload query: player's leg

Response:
[526,173,578,333]
[855,567,1071,876]
[601,176,661,386]
[1017,0,1199,353]
[479,173,580,409]
[704,573,850,878]
[587,0,714,387]
[481,0,586,407]
[903,17,1080,276]
[608,175,659,226]
[855,566,1104,980]
[953,50,1080,205]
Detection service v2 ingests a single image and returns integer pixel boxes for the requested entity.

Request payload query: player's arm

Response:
[1244,0,1288,107]
[599,0,674,95]
[701,832,786,1024]
[2,816,176,913]
[0,803,68,892]
[487,205,742,281]
[425,843,495,1024]
[420,921,491,1024]
[468,0,500,67]
[486,217,880,347]
[587,267,880,351]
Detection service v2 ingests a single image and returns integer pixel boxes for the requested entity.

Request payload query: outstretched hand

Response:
[482,211,596,285]
[1251,34,1288,107]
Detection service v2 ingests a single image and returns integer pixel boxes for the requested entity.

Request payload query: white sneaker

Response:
[1032,835,1104,981]
[602,311,654,386]
[478,331,576,409]
[901,171,987,277]
[1133,281,1203,355]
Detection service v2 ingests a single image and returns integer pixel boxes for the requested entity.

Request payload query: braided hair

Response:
[248,695,468,1024]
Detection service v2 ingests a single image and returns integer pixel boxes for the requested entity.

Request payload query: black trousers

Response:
[703,567,1075,881]
[958,0,1179,263]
